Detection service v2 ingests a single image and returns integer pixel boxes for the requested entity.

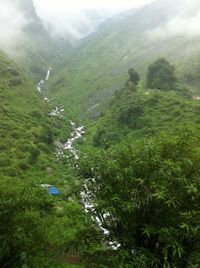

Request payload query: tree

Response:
[147,58,177,91]
[125,68,140,91]
[79,133,200,267]
[128,68,140,85]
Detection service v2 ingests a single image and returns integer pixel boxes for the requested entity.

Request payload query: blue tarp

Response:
[48,186,60,195]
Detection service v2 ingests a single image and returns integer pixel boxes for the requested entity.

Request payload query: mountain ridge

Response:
[47,0,200,120]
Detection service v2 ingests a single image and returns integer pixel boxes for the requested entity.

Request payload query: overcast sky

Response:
[32,0,154,38]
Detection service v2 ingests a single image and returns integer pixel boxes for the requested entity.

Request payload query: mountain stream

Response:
[37,68,120,250]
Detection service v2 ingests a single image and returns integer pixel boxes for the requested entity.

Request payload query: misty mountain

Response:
[1,1,200,267]
[47,0,200,119]
[0,0,72,81]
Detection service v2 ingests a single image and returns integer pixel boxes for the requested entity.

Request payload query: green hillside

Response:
[76,59,200,267]
[47,0,200,120]
[87,65,200,149]
[0,50,53,181]
[1,0,200,266]
[0,51,98,267]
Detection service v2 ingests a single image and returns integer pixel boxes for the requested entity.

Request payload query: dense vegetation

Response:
[2,35,200,267]
[0,51,100,267]
[79,133,200,267]
[0,51,52,180]
[89,59,199,148]
[76,58,200,267]
[147,58,177,91]
[1,0,200,267]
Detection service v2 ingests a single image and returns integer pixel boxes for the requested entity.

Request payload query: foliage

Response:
[125,68,140,91]
[0,180,99,268]
[91,76,199,148]
[29,146,41,164]
[0,183,53,267]
[0,51,100,267]
[147,58,177,91]
[79,133,200,267]
[0,50,58,182]
[128,68,140,86]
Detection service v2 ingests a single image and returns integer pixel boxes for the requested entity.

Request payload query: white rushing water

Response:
[37,67,120,250]
[80,179,120,249]
[58,122,120,249]
[49,106,64,118]
[56,121,85,160]
[37,79,44,92]
[45,67,51,81]
[37,67,51,92]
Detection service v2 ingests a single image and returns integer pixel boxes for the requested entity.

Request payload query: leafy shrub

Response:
[80,133,200,267]
[147,58,177,91]
[0,184,53,268]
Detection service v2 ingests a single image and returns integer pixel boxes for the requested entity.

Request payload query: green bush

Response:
[147,58,177,91]
[80,133,200,267]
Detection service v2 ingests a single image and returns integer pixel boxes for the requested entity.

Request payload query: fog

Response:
[32,0,153,39]
[149,0,200,39]
[0,0,153,54]
[0,0,28,55]
[0,0,200,56]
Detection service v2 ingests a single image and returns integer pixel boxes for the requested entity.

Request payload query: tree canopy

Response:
[128,68,140,86]
[147,58,177,91]
[80,133,200,267]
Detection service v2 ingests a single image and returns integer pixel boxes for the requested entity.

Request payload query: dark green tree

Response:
[125,68,140,91]
[147,58,177,91]
[80,133,200,267]
[128,68,140,85]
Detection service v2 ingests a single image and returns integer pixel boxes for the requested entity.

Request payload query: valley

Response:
[1,0,200,267]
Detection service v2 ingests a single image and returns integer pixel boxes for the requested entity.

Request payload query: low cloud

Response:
[39,8,109,40]
[148,0,200,39]
[0,0,29,56]
[32,0,153,40]
[0,0,154,53]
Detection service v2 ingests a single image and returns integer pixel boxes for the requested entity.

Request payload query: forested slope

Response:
[47,0,200,119]
[77,59,200,267]
[1,0,200,266]
[90,61,200,148]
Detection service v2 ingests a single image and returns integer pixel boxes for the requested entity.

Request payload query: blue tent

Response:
[48,186,60,195]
